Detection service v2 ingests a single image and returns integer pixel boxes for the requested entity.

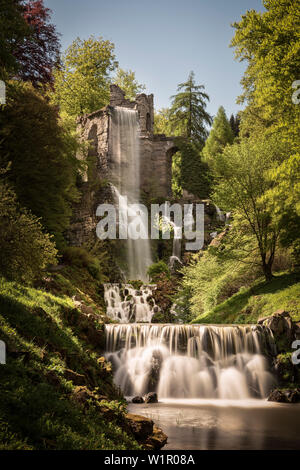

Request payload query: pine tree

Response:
[229,113,240,137]
[203,106,234,165]
[169,71,212,146]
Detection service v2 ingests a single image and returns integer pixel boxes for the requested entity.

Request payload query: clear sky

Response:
[44,0,264,119]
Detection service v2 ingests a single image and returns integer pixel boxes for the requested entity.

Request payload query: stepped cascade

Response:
[104,284,159,323]
[110,106,153,281]
[105,324,276,400]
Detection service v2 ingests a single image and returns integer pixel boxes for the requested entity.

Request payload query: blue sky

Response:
[45,0,264,119]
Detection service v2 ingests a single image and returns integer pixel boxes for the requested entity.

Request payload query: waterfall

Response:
[105,324,276,400]
[104,283,159,323]
[110,106,152,281]
[161,214,182,269]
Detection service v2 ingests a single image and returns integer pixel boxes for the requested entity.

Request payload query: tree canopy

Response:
[113,68,145,100]
[203,106,234,166]
[169,71,212,146]
[51,36,118,116]
[0,82,81,247]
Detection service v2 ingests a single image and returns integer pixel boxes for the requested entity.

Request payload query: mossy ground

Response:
[0,274,139,450]
[191,272,300,324]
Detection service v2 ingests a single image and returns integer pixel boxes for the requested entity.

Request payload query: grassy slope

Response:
[191,272,300,324]
[0,272,139,450]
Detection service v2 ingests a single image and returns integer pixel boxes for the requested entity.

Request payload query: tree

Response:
[263,154,300,264]
[212,135,289,281]
[113,68,145,100]
[169,71,212,146]
[51,36,118,116]
[231,0,300,145]
[0,0,29,80]
[229,113,240,137]
[13,0,61,87]
[203,106,234,166]
[0,179,57,283]
[0,82,81,247]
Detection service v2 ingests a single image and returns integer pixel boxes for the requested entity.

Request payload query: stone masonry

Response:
[68,85,177,245]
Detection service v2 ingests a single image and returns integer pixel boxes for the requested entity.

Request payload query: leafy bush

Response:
[62,246,105,282]
[0,182,57,283]
[147,260,170,283]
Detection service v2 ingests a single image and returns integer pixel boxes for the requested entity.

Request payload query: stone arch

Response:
[165,144,179,198]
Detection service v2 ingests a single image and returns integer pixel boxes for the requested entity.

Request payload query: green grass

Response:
[191,272,300,324]
[0,277,139,450]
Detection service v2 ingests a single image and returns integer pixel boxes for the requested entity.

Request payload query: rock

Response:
[257,310,295,351]
[72,386,95,406]
[63,368,86,385]
[132,396,144,404]
[268,388,300,403]
[144,392,158,403]
[126,413,154,440]
[80,304,95,316]
[145,425,168,450]
[294,322,300,339]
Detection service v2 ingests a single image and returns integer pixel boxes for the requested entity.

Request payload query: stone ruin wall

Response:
[68,85,177,245]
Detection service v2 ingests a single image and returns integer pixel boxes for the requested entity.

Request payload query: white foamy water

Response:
[105,323,276,400]
[110,107,152,281]
[104,283,159,323]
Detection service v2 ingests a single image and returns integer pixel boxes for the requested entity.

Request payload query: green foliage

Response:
[231,0,300,144]
[0,181,57,283]
[51,36,118,116]
[113,68,145,100]
[182,235,260,319]
[175,138,211,198]
[0,81,81,247]
[212,135,289,280]
[147,260,171,283]
[0,0,29,80]
[203,106,234,168]
[154,107,176,136]
[62,246,107,283]
[191,272,300,324]
[263,153,300,263]
[169,71,212,145]
[0,277,139,449]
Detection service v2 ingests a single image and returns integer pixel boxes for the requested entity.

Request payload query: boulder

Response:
[125,413,167,450]
[144,392,158,403]
[268,388,300,403]
[126,413,154,440]
[132,396,144,404]
[145,424,168,450]
[258,310,295,351]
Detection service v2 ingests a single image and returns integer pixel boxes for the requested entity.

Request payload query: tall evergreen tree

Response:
[169,71,212,146]
[229,113,240,137]
[203,106,234,165]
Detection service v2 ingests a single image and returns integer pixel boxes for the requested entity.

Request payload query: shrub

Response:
[0,182,57,283]
[147,261,171,283]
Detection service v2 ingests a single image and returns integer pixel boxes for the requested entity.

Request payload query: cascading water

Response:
[110,107,152,281]
[104,283,159,323]
[105,324,276,400]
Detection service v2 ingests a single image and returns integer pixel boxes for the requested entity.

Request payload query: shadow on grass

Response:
[192,271,300,324]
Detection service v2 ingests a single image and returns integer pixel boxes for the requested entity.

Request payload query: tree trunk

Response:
[262,261,273,282]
